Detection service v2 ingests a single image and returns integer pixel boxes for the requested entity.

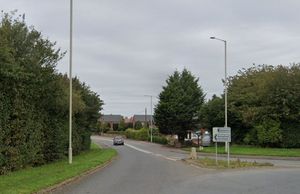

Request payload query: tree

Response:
[0,12,103,174]
[199,95,224,129]
[255,119,282,147]
[134,121,143,130]
[227,64,300,147]
[154,69,205,142]
[118,118,127,131]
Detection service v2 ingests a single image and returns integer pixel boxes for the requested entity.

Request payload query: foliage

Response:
[199,95,224,129]
[202,64,300,147]
[227,64,300,147]
[99,122,111,133]
[125,128,149,141]
[255,119,282,147]
[0,12,103,174]
[118,118,127,131]
[154,69,205,142]
[105,130,125,136]
[124,128,167,144]
[149,136,168,145]
[134,121,143,130]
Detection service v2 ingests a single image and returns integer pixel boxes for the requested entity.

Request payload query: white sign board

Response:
[213,127,231,142]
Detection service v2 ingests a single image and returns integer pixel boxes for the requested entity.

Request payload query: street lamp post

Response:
[144,95,153,142]
[210,36,229,153]
[69,0,73,164]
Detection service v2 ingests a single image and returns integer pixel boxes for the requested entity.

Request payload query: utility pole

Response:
[145,107,147,127]
[68,0,73,164]
[150,96,153,142]
[144,95,153,142]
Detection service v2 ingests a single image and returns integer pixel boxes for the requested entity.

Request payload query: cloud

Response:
[1,0,300,116]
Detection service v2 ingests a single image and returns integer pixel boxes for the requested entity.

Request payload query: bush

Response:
[281,122,300,148]
[125,128,148,141]
[99,123,110,133]
[255,119,282,147]
[124,128,168,144]
[134,121,143,130]
[149,136,168,145]
[106,131,125,136]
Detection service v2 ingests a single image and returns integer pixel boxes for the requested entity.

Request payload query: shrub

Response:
[134,121,143,130]
[124,128,148,141]
[106,131,125,136]
[255,119,282,147]
[149,136,168,145]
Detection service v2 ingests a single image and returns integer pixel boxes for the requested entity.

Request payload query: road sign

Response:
[213,127,231,142]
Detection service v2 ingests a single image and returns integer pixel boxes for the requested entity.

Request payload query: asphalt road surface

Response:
[53,136,300,194]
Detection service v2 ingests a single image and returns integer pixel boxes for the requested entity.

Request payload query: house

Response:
[99,114,122,130]
[132,114,154,128]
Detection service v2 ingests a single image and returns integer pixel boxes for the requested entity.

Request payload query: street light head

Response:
[210,37,215,39]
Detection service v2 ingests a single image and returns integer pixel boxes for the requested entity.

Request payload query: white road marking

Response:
[162,156,178,161]
[125,143,153,154]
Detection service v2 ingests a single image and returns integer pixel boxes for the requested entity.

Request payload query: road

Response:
[53,136,300,194]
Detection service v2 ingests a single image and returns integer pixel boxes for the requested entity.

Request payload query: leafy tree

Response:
[199,95,224,129]
[118,118,127,131]
[255,119,282,147]
[99,122,111,133]
[154,69,205,142]
[227,64,300,147]
[134,121,143,130]
[0,12,103,174]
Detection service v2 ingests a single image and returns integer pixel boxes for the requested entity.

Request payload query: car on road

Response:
[113,136,124,145]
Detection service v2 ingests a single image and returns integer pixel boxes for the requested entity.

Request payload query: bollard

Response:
[190,147,197,159]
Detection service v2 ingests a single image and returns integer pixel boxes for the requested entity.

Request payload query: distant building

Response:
[124,117,132,124]
[132,114,154,128]
[99,114,122,130]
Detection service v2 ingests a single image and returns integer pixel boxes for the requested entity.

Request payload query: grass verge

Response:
[182,145,300,157]
[185,157,273,169]
[0,143,117,194]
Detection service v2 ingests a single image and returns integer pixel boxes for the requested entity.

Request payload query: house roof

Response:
[133,115,153,122]
[100,114,122,123]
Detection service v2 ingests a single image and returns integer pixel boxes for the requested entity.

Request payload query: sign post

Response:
[213,127,231,167]
[215,141,218,165]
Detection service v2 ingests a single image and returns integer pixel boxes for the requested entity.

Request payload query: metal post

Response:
[145,107,147,126]
[150,96,153,143]
[224,40,228,153]
[144,95,153,142]
[215,142,218,166]
[228,142,230,167]
[145,107,149,137]
[224,40,227,128]
[68,0,73,164]
[210,36,230,166]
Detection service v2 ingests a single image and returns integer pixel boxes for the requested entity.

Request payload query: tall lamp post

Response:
[69,0,73,164]
[144,95,153,142]
[210,36,229,152]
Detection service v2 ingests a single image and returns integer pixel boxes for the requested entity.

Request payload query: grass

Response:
[187,157,273,169]
[183,145,300,157]
[0,143,117,194]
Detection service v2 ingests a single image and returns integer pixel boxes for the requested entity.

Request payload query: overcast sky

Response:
[1,0,300,116]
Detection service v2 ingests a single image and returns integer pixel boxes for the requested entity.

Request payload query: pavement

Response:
[52,136,300,194]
